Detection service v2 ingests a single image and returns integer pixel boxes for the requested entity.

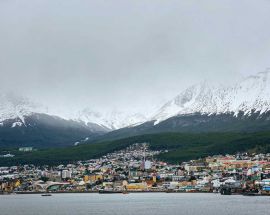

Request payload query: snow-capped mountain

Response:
[93,71,270,142]
[0,93,109,148]
[152,71,270,124]
[74,108,147,130]
[0,92,147,131]
[72,71,270,131]
[1,70,270,148]
[0,93,48,127]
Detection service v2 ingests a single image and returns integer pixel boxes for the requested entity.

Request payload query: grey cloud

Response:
[0,0,270,115]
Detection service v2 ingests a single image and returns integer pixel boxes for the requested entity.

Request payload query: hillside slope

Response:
[0,113,106,148]
[1,131,270,166]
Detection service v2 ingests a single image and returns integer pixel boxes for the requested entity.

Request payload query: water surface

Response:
[0,193,269,215]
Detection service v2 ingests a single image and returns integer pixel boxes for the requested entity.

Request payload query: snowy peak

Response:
[153,71,270,124]
[152,82,223,123]
[0,92,147,130]
[229,71,270,114]
[75,108,147,130]
[0,93,47,127]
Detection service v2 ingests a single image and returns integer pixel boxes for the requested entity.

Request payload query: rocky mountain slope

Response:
[152,71,270,124]
[90,71,270,142]
[0,94,108,148]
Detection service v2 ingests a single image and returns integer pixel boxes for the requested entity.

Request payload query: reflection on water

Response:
[0,193,270,215]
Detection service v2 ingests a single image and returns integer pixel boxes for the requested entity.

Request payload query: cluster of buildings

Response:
[0,147,34,158]
[1,143,270,195]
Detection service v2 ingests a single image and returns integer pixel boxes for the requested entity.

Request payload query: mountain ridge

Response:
[152,70,270,124]
[1,71,269,131]
[0,70,270,148]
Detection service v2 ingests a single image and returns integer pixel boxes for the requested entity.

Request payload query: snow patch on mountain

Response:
[74,108,147,130]
[153,71,270,124]
[0,93,48,127]
[11,121,23,128]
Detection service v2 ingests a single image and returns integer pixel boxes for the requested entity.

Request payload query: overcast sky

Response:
[1,0,270,115]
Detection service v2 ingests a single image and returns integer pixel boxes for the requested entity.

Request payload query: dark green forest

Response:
[1,131,270,166]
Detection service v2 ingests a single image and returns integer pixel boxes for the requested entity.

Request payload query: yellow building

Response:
[85,174,103,182]
[126,182,147,191]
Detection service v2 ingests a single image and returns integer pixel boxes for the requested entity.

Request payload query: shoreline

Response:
[13,191,213,194]
[0,191,268,196]
[8,191,269,196]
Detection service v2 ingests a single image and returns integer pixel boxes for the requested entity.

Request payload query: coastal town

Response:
[1,143,270,196]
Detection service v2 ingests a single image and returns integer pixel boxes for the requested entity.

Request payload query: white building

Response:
[144,160,152,170]
[61,170,72,179]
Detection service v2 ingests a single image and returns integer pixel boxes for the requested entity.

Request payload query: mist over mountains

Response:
[0,70,270,148]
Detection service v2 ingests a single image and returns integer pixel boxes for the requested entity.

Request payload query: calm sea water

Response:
[0,193,269,215]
